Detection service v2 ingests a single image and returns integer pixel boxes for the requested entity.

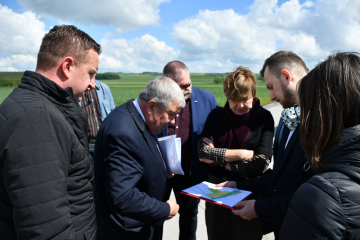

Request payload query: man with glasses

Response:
[161,61,217,240]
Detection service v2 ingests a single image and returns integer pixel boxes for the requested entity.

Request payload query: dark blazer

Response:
[160,86,217,184]
[93,100,170,240]
[236,119,314,239]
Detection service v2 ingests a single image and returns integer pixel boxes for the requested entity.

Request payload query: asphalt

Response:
[163,102,283,240]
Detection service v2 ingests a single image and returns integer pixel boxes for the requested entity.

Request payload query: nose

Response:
[270,91,276,101]
[170,118,176,125]
[89,78,96,89]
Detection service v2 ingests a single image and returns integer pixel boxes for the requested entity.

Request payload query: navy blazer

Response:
[236,118,314,238]
[93,100,170,240]
[160,86,217,184]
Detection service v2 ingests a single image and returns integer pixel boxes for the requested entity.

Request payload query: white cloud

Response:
[99,34,179,72]
[18,0,168,32]
[172,0,360,72]
[0,4,45,71]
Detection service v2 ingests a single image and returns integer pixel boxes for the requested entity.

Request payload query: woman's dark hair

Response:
[299,52,360,168]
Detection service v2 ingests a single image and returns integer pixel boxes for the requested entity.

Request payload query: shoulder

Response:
[101,102,137,134]
[192,86,216,99]
[208,106,223,117]
[96,80,111,91]
[283,174,349,238]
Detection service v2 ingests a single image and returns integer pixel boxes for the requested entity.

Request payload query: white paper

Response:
[157,135,184,175]
[181,181,252,208]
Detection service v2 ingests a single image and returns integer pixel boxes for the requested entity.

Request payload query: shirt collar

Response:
[133,99,146,123]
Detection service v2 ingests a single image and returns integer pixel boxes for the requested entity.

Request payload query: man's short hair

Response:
[163,60,190,80]
[36,25,102,72]
[138,76,185,109]
[224,66,257,101]
[260,51,308,78]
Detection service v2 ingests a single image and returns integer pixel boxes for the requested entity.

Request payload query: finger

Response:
[203,139,211,144]
[231,209,243,217]
[233,201,245,207]
[216,181,228,187]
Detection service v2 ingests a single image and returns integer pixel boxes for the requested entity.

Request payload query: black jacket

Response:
[0,71,96,240]
[280,124,360,240]
[236,120,314,238]
[94,100,170,240]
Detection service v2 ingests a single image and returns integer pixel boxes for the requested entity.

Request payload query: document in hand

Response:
[181,181,252,209]
[157,135,184,175]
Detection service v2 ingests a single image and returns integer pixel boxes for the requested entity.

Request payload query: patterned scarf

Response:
[281,106,301,131]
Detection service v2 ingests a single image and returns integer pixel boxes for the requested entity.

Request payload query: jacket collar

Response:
[126,100,168,176]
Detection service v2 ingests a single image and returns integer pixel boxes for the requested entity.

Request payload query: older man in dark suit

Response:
[219,51,314,239]
[93,76,185,240]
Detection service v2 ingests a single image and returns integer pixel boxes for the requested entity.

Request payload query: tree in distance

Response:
[96,73,121,80]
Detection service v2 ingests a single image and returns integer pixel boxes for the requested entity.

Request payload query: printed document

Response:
[181,181,252,209]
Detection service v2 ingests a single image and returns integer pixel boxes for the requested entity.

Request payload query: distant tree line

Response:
[0,78,21,87]
[0,72,23,88]
[142,72,159,75]
[96,72,121,80]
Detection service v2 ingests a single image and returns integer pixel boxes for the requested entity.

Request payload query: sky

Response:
[0,0,359,73]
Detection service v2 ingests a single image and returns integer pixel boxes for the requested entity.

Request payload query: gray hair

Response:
[138,75,185,109]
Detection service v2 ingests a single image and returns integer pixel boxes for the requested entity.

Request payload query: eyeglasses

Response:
[179,82,191,89]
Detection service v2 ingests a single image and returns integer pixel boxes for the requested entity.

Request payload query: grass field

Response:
[0,73,272,107]
[102,73,272,107]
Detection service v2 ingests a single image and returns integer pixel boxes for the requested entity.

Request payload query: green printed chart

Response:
[206,188,241,199]
[181,181,252,209]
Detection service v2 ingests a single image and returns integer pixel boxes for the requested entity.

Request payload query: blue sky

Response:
[0,0,359,73]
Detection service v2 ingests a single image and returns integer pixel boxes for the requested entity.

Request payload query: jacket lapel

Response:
[272,125,295,178]
[126,100,168,176]
[190,87,198,133]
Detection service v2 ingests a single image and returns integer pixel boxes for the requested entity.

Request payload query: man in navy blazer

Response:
[220,51,314,239]
[160,61,217,240]
[93,76,185,240]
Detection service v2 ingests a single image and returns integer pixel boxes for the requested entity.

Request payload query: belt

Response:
[89,138,96,143]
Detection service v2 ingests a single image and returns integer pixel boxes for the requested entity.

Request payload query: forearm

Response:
[224,149,254,162]
[226,154,270,178]
[197,138,226,165]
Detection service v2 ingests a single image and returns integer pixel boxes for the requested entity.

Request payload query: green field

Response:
[0,73,272,107]
[102,73,272,107]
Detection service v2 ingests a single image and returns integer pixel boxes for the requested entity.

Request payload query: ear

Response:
[146,100,157,115]
[281,69,292,85]
[61,57,75,79]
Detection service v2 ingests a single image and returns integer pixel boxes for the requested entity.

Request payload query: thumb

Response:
[233,201,245,208]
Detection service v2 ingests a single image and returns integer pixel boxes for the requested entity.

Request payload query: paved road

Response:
[163,102,283,240]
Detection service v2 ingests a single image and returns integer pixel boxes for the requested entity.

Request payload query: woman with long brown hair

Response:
[280,52,360,239]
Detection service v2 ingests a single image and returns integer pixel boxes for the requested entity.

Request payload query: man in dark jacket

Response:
[0,25,101,240]
[219,51,314,239]
[94,76,183,240]
[160,61,217,240]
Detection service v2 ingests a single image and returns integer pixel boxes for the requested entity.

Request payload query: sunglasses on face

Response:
[179,82,191,89]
